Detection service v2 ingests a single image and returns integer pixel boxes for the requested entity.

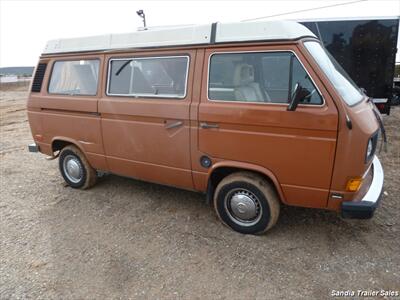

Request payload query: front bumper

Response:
[341,156,384,219]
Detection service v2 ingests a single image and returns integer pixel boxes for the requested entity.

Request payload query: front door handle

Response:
[200,122,219,129]
[165,120,183,129]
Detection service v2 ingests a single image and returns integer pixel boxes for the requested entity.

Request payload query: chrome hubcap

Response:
[224,189,262,226]
[63,155,83,183]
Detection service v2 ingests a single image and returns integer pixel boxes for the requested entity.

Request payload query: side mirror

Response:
[287,83,309,111]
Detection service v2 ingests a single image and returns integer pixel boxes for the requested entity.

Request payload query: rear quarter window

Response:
[48,60,100,96]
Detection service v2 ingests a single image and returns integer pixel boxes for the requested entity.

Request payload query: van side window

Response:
[208,52,322,105]
[48,60,99,95]
[107,56,189,98]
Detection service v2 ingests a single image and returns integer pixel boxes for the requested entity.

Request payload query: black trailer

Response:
[299,17,399,114]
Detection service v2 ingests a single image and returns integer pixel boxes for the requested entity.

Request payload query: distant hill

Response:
[0,67,34,76]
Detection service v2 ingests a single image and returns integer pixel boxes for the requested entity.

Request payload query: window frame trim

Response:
[47,59,101,96]
[106,55,190,100]
[207,50,325,107]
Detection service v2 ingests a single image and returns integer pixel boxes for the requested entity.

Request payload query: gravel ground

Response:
[1,84,399,299]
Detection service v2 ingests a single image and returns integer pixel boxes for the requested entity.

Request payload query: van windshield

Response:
[304,41,364,106]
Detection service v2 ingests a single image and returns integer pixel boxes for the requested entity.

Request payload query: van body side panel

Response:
[197,44,338,208]
[27,56,107,170]
[327,99,380,210]
[27,60,51,155]
[296,42,381,210]
[99,50,196,190]
[190,49,206,191]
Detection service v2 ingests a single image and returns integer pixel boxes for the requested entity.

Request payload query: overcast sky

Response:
[0,0,399,67]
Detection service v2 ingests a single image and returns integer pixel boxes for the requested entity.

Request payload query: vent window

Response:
[31,63,47,92]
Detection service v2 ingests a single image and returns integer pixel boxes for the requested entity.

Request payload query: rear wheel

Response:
[59,145,97,189]
[213,172,280,234]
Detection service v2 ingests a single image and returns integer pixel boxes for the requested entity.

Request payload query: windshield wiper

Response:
[115,59,133,76]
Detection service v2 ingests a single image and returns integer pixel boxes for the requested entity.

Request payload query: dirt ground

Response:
[1,83,399,299]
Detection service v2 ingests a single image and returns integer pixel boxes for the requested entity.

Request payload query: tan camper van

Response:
[27,21,384,234]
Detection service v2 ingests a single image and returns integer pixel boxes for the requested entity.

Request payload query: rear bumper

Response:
[341,156,384,219]
[28,143,40,153]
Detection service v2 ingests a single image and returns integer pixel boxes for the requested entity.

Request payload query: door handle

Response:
[200,122,219,129]
[165,120,183,129]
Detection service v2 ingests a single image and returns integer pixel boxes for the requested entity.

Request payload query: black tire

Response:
[58,145,97,189]
[213,172,280,234]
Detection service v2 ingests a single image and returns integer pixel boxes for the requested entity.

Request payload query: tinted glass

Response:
[49,60,99,95]
[108,56,188,98]
[208,52,322,105]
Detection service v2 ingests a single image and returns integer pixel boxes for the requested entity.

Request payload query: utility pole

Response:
[136,10,147,29]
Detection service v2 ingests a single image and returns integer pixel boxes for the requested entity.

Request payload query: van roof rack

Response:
[43,20,316,54]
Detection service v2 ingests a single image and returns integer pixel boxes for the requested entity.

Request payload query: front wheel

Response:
[213,172,280,234]
[59,145,97,189]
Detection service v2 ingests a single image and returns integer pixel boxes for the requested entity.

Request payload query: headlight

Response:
[365,131,379,163]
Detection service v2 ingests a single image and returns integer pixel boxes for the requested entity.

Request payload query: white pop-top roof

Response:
[43,20,316,54]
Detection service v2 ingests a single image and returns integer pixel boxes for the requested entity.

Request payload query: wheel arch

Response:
[206,161,286,205]
[51,137,85,155]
